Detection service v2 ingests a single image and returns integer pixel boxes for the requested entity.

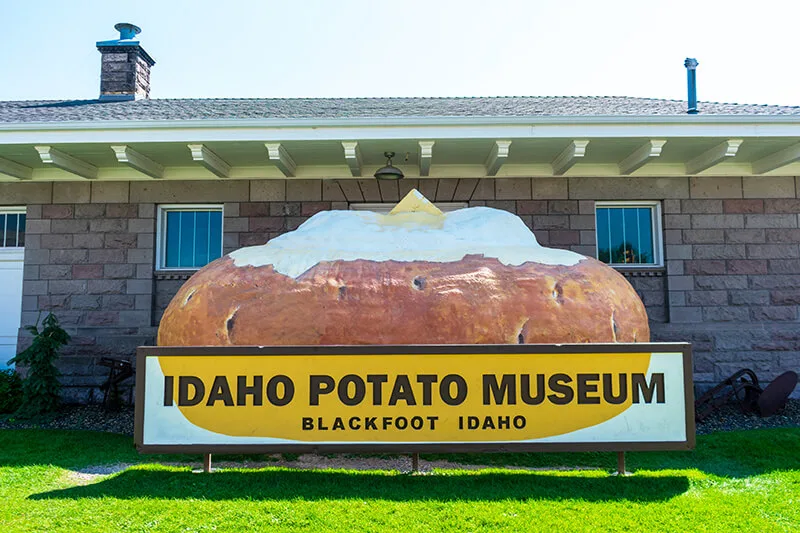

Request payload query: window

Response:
[157,205,223,270]
[0,209,26,248]
[595,202,662,267]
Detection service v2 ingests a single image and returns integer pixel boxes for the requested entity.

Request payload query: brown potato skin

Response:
[157,255,650,346]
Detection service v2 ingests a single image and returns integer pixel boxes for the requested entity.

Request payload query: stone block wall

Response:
[2,175,798,402]
[10,182,156,403]
[655,187,800,387]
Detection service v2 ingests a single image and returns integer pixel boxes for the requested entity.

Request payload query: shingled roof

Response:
[1,96,798,124]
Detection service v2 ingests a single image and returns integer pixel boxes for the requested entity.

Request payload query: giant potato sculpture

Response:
[158,191,649,346]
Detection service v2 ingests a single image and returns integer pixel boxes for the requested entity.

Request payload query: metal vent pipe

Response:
[684,58,699,114]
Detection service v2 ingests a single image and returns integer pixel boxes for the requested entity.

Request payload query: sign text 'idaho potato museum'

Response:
[135,344,694,453]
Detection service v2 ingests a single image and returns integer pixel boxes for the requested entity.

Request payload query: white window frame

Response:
[156,204,224,271]
[594,201,663,268]
[350,203,468,214]
[0,207,26,261]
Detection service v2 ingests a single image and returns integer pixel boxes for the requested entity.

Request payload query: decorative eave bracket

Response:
[265,143,297,177]
[341,141,362,177]
[111,145,164,179]
[485,140,512,176]
[552,140,589,175]
[188,144,230,178]
[0,156,32,180]
[34,145,97,179]
[419,141,435,177]
[619,140,667,175]
[686,139,743,174]
[752,142,800,174]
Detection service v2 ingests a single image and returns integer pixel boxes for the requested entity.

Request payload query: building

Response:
[1,24,799,402]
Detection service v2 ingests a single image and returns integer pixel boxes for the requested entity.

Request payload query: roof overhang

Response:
[1,115,799,181]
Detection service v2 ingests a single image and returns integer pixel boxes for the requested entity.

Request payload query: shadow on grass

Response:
[423,427,800,479]
[29,468,689,503]
[0,429,141,468]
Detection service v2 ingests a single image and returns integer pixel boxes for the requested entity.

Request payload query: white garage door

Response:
[0,209,25,369]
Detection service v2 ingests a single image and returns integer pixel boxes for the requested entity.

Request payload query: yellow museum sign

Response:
[135,344,694,453]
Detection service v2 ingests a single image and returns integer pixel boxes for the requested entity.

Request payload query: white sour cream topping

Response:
[230,206,584,278]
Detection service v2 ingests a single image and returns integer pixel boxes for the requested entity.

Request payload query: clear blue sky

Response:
[1,0,798,105]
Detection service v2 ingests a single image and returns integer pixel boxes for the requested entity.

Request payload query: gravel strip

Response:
[195,456,603,473]
[0,405,135,435]
[695,398,800,435]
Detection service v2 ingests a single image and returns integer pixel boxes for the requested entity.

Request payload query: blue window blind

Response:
[596,206,655,265]
[0,213,26,247]
[163,210,222,268]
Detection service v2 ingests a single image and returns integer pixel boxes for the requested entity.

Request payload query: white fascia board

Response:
[1,116,799,145]
[3,114,800,131]
[0,120,800,144]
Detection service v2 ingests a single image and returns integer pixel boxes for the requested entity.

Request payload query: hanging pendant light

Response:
[374,151,404,180]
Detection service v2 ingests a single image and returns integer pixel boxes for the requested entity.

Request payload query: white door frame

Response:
[0,207,26,370]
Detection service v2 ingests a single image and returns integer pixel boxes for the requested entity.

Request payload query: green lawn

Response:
[0,429,798,532]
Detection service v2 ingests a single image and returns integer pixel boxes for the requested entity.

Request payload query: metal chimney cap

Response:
[114,23,142,40]
[684,58,699,70]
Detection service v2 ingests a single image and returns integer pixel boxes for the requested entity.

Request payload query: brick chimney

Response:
[96,23,155,101]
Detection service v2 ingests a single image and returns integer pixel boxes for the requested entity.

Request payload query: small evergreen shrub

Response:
[8,313,70,418]
[0,369,22,414]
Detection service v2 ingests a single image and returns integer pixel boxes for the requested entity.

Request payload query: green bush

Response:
[0,369,22,414]
[8,313,70,418]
